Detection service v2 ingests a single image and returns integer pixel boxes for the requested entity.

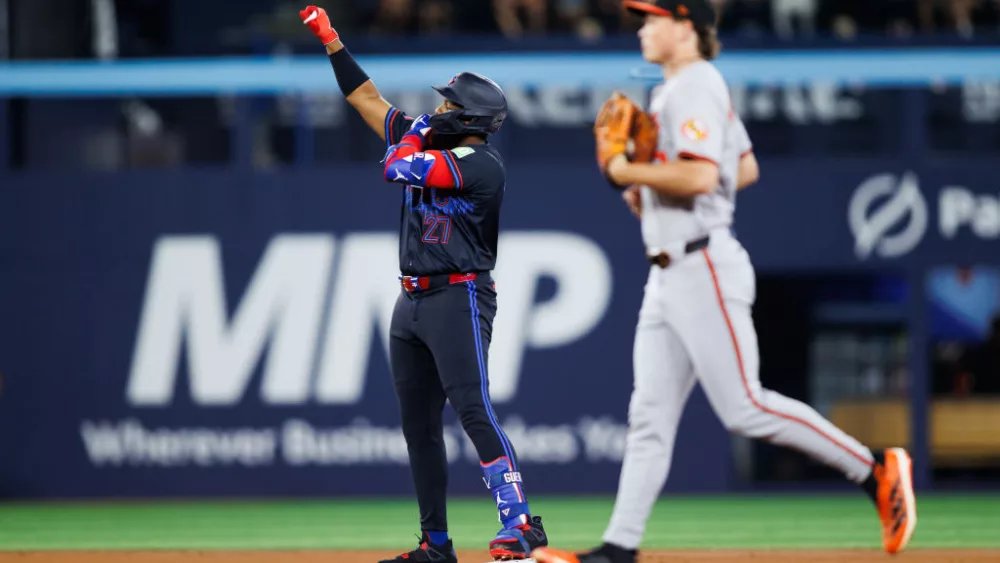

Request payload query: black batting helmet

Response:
[429,72,507,136]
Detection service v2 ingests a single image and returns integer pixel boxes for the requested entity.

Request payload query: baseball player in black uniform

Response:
[301,5,549,562]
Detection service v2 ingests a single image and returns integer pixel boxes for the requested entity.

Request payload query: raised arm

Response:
[301,5,393,141]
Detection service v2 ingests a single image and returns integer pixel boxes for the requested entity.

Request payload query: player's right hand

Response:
[622,185,642,219]
[300,6,339,45]
[404,114,434,144]
[408,114,432,133]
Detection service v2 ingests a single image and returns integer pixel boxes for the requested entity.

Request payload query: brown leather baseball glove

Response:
[594,91,658,188]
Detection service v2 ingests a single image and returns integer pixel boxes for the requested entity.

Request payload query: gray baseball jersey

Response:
[640,61,752,253]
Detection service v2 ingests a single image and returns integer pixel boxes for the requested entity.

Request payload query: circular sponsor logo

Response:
[848,171,928,260]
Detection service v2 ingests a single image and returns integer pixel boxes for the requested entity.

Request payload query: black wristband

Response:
[328,47,370,97]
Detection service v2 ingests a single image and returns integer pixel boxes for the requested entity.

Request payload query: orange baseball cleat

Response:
[531,547,581,563]
[532,544,635,563]
[874,447,918,554]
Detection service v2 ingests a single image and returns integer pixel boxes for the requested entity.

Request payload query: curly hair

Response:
[695,24,721,61]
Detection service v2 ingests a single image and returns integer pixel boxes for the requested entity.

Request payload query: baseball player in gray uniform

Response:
[533,2,917,562]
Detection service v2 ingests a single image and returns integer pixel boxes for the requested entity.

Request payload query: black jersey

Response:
[383,107,506,276]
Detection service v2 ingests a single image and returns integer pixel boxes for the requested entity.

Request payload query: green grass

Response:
[0,495,998,551]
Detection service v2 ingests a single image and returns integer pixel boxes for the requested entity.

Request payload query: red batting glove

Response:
[300,6,339,45]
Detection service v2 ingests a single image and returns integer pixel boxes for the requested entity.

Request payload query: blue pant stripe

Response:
[466,281,516,470]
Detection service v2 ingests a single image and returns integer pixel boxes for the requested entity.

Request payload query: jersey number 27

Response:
[411,187,453,244]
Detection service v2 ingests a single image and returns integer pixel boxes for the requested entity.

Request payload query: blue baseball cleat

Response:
[489,515,548,561]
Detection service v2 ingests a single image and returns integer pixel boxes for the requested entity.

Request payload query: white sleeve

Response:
[663,77,728,165]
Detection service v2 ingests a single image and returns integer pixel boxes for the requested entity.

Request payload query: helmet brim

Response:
[432,85,461,105]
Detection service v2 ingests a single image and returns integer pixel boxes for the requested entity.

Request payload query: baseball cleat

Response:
[530,548,580,563]
[490,515,548,561]
[532,544,636,563]
[378,532,457,563]
[874,447,918,554]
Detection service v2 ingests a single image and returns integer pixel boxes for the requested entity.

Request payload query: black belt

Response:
[647,236,710,268]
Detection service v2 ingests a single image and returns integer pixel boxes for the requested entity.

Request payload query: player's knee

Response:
[402,429,438,448]
[627,404,657,431]
[455,405,493,434]
[400,419,441,446]
[626,403,672,445]
[720,415,749,435]
[447,384,479,411]
[718,405,766,437]
[446,386,492,430]
[451,399,509,460]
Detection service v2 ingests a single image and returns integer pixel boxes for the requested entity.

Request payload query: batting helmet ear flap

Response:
[427,110,472,135]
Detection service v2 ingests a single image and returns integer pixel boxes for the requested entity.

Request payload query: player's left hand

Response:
[594,94,629,186]
[594,93,636,188]
[594,92,658,189]
[622,185,642,219]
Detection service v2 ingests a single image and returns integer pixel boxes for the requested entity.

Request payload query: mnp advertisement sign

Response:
[0,158,996,498]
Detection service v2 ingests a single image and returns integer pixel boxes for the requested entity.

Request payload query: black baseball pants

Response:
[388,275,520,532]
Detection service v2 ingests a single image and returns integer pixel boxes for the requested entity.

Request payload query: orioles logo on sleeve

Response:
[680,119,708,142]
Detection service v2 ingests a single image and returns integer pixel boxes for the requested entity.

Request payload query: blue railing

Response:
[2,47,998,172]
[1,48,1000,95]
